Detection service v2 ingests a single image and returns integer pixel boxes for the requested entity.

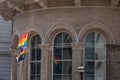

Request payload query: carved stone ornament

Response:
[72,43,83,50]
[39,43,50,50]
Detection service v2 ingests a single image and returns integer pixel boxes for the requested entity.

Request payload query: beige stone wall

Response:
[48,0,75,7]
[13,7,120,44]
[12,7,120,80]
[81,0,110,6]
[107,45,120,80]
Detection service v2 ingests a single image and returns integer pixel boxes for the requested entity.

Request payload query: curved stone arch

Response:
[78,22,115,44]
[13,30,21,37]
[24,25,45,44]
[11,30,20,48]
[45,22,77,44]
[12,35,19,49]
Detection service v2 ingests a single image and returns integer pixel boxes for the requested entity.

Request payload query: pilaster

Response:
[72,43,83,80]
[9,48,18,80]
[39,43,50,80]
[23,53,28,80]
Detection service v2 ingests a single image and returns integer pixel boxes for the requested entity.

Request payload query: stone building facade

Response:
[0,0,120,80]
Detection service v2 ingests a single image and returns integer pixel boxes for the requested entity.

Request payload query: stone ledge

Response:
[106,44,120,51]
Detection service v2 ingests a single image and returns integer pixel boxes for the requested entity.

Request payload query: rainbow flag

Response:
[16,32,28,61]
[54,55,59,65]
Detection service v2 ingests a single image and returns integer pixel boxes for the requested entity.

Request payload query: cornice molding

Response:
[0,0,120,20]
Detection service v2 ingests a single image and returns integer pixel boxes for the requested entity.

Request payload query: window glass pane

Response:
[31,63,35,74]
[85,47,95,60]
[31,49,35,61]
[54,33,62,46]
[62,32,72,43]
[30,62,40,80]
[36,49,41,60]
[95,34,106,44]
[85,61,95,74]
[31,75,35,80]
[94,33,106,60]
[63,61,72,74]
[53,61,62,74]
[36,35,41,44]
[85,32,95,60]
[63,48,72,59]
[84,61,94,80]
[31,75,40,80]
[95,61,106,80]
[95,47,106,60]
[37,63,40,74]
[85,32,95,43]
[31,37,36,47]
[84,74,94,80]
[54,47,62,60]
[62,75,72,80]
[30,35,41,47]
[53,75,62,80]
[36,76,40,80]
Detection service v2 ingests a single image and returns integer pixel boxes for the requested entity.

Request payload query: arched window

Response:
[53,32,72,80]
[84,32,106,80]
[29,34,41,80]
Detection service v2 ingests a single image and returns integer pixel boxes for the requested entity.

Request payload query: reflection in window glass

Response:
[53,32,72,80]
[84,32,106,80]
[30,34,41,80]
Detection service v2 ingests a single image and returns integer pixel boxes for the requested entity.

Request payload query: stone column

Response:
[72,43,83,80]
[39,43,50,80]
[23,54,28,80]
[9,48,18,80]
